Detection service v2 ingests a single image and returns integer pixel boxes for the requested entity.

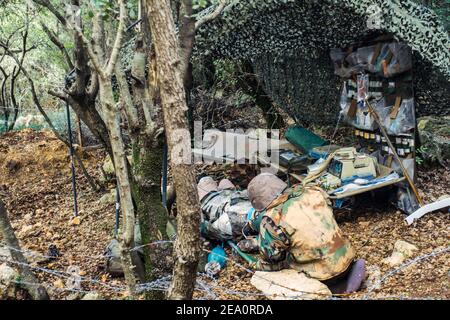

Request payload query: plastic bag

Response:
[329,48,348,77]
[373,97,392,127]
[357,74,369,103]
[340,83,353,124]
[330,48,364,77]
[356,45,378,73]
[370,44,392,75]
[383,43,412,78]
[387,98,415,135]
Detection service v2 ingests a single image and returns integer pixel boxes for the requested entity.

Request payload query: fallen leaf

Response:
[70,216,81,225]
[53,279,65,289]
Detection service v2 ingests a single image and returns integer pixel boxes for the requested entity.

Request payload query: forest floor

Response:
[0,129,448,300]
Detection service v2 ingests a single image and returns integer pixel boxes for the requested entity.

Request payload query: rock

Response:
[394,240,418,257]
[23,250,48,264]
[99,189,116,205]
[66,292,82,300]
[250,269,332,300]
[102,155,133,178]
[0,264,18,299]
[104,239,124,276]
[17,225,34,238]
[81,291,103,300]
[102,155,115,177]
[417,116,450,164]
[382,240,418,267]
[0,247,12,260]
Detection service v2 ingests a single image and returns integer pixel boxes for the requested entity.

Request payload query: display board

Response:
[330,40,419,213]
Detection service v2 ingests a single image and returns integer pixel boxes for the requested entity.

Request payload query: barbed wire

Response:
[0,240,174,262]
[1,241,448,300]
[363,246,450,299]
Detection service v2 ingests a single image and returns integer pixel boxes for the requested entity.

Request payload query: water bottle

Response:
[205,245,227,277]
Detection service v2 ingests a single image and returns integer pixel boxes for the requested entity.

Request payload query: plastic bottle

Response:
[205,245,227,277]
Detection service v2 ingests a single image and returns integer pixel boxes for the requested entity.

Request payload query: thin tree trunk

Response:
[131,137,168,300]
[0,200,50,300]
[125,35,170,299]
[99,78,138,296]
[7,72,18,132]
[146,0,201,300]
[75,115,83,148]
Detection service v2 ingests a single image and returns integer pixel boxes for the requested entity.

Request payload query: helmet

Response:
[218,178,235,191]
[197,176,218,201]
[248,173,287,211]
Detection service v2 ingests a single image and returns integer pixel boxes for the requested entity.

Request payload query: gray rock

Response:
[99,189,116,205]
[102,155,133,178]
[382,240,418,267]
[0,246,46,265]
[0,264,18,299]
[81,292,102,300]
[251,269,332,300]
[0,247,12,260]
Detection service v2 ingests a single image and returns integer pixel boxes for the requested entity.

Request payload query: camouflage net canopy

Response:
[196,0,450,125]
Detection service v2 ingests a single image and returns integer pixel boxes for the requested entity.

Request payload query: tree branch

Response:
[40,22,74,70]
[31,0,67,26]
[105,0,127,77]
[195,0,226,30]
[74,28,106,79]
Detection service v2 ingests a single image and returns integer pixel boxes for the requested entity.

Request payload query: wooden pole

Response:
[365,97,424,206]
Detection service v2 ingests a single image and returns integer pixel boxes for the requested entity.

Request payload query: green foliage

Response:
[415,145,428,165]
[193,0,209,10]
[213,59,240,89]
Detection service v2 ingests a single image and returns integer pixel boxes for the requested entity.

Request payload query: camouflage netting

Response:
[196,0,450,125]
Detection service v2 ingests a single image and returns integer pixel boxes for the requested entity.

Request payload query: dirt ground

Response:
[0,129,448,300]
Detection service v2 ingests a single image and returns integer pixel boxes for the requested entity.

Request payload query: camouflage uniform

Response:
[247,178,355,281]
[198,177,253,241]
[201,189,253,241]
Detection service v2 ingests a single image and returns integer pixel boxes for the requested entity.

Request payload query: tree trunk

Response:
[98,78,138,296]
[132,137,169,300]
[0,200,49,300]
[146,0,201,300]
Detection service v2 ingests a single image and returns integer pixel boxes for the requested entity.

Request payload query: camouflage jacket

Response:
[201,189,253,241]
[250,184,355,280]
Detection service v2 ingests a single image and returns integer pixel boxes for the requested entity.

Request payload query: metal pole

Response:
[115,187,120,237]
[66,100,79,216]
[161,142,168,208]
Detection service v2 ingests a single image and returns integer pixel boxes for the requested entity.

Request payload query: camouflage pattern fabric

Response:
[252,185,355,280]
[195,1,450,125]
[201,189,253,241]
